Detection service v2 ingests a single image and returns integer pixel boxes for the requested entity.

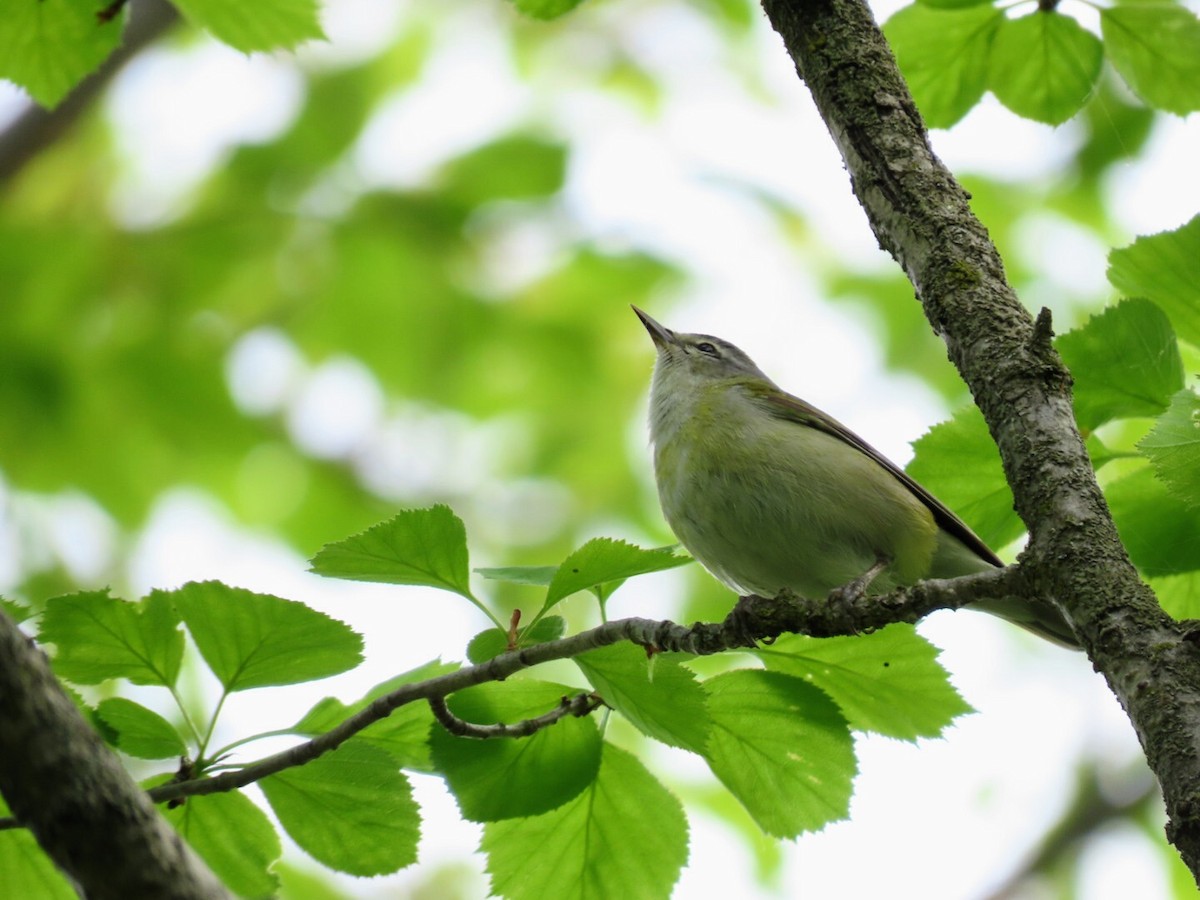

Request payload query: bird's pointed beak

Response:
[632,306,676,350]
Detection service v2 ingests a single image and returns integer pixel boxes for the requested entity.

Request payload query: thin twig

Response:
[428,692,606,739]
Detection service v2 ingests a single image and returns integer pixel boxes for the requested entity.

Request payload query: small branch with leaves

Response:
[1,513,1039,837]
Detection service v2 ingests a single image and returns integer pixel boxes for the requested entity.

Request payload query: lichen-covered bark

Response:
[0,612,231,900]
[759,0,1200,881]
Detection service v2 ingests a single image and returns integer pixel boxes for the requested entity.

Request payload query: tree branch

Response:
[0,612,230,899]
[0,0,178,184]
[93,569,1008,807]
[758,0,1200,882]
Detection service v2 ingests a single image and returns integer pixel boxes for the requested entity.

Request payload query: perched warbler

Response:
[634,306,1077,648]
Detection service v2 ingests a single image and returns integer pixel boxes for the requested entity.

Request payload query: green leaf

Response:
[467,616,566,664]
[293,659,458,771]
[758,624,972,741]
[166,790,281,898]
[95,698,186,760]
[702,670,855,837]
[40,590,183,687]
[260,740,419,876]
[916,0,993,9]
[1057,298,1185,431]
[474,565,558,587]
[987,12,1102,124]
[0,596,33,624]
[0,797,75,898]
[1086,434,1124,470]
[439,134,568,204]
[430,680,603,821]
[171,0,324,53]
[907,408,1023,550]
[1108,466,1200,576]
[884,5,1002,127]
[0,0,123,108]
[466,629,511,664]
[1101,5,1200,115]
[483,743,688,900]
[1108,216,1200,346]
[1139,390,1200,509]
[575,643,710,752]
[506,0,587,20]
[310,506,474,599]
[162,581,362,692]
[1150,571,1200,620]
[544,539,691,610]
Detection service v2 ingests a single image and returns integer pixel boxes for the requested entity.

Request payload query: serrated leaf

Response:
[59,685,118,745]
[166,790,281,898]
[95,698,186,760]
[1057,298,1185,431]
[310,506,474,599]
[1101,5,1200,115]
[1108,466,1200,577]
[39,590,183,687]
[0,596,33,624]
[172,0,324,53]
[1139,390,1200,509]
[506,0,587,20]
[162,581,362,692]
[430,680,603,822]
[1108,216,1200,346]
[483,743,688,900]
[293,659,457,771]
[475,565,558,587]
[988,12,1101,124]
[261,740,419,876]
[0,0,123,108]
[907,409,1023,550]
[544,540,690,611]
[758,624,972,740]
[575,643,709,752]
[465,629,510,666]
[885,5,1002,128]
[0,796,75,898]
[467,616,566,664]
[702,670,855,837]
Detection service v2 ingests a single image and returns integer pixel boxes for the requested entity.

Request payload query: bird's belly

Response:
[655,429,936,599]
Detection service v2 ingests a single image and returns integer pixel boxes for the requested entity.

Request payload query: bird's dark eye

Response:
[695,342,719,356]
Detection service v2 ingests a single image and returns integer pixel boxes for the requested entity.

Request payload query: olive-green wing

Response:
[748,383,1003,567]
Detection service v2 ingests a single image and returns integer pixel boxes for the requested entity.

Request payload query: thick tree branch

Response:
[758,0,1200,881]
[0,612,230,899]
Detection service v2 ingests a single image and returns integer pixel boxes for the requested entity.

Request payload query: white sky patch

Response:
[300,0,407,69]
[353,8,526,189]
[225,327,308,417]
[105,42,303,227]
[1107,114,1200,238]
[286,355,386,459]
[1015,211,1121,322]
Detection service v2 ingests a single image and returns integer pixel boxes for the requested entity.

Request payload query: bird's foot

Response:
[828,553,892,607]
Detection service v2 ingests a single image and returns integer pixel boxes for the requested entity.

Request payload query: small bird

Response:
[634,306,1077,648]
